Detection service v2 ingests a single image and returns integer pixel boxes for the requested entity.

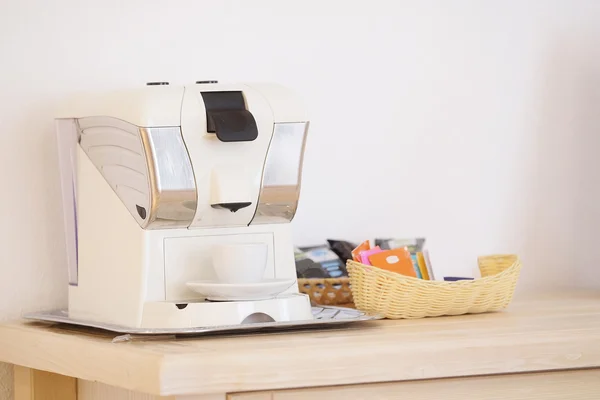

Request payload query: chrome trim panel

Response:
[251,122,309,224]
[56,118,80,286]
[141,127,197,228]
[78,117,197,229]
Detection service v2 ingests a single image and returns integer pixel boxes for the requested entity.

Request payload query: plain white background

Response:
[1,0,600,397]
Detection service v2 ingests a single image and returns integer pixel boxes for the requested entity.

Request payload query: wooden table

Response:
[1,291,599,399]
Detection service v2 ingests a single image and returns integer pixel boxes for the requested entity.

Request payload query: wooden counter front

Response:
[0,291,599,399]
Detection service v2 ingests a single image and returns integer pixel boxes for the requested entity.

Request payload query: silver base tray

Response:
[24,307,382,340]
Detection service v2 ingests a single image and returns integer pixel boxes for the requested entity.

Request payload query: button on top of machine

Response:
[146,82,169,86]
[196,80,218,84]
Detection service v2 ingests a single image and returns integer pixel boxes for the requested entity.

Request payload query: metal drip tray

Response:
[24,307,382,341]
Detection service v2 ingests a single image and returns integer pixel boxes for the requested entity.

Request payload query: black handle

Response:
[201,91,258,142]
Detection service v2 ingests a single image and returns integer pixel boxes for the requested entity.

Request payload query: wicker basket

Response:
[297,277,354,306]
[347,254,521,319]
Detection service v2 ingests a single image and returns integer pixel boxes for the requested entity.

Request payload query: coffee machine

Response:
[55,81,313,329]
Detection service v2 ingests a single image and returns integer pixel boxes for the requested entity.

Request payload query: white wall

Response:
[1,0,600,397]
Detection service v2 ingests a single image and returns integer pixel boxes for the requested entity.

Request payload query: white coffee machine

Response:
[55,81,313,329]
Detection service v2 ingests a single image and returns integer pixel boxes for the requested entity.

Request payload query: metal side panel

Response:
[77,117,196,229]
[55,119,80,285]
[252,122,309,224]
[141,127,197,227]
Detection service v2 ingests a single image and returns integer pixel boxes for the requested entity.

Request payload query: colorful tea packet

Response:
[368,247,417,277]
[351,240,371,262]
[359,246,382,266]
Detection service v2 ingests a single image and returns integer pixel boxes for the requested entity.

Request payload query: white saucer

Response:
[186,279,296,301]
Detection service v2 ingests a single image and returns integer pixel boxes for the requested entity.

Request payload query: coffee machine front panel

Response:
[180,83,275,229]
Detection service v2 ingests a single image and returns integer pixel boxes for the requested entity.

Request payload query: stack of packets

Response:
[352,238,435,280]
[294,244,347,278]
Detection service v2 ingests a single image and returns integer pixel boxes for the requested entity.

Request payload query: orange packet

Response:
[351,240,370,262]
[368,248,417,277]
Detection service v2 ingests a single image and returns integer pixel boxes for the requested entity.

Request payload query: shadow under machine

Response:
[53,81,321,330]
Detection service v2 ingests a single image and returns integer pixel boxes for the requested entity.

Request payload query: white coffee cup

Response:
[212,243,268,284]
